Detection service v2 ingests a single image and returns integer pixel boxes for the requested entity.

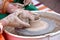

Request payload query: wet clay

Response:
[4,13,60,36]
[26,20,48,31]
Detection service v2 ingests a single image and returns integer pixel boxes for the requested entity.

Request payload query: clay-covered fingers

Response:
[13,9,35,21]
[21,10,35,21]
[34,13,41,20]
[26,10,35,21]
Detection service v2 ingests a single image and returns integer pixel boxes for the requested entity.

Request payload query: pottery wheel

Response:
[15,18,56,36]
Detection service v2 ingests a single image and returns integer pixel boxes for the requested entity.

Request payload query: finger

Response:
[16,17,30,27]
[28,15,35,21]
[34,14,41,20]
[27,11,35,21]
[21,10,35,21]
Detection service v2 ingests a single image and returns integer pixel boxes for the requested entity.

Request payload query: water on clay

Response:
[15,17,56,36]
[4,14,60,36]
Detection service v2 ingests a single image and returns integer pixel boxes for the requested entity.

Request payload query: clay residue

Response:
[26,20,48,31]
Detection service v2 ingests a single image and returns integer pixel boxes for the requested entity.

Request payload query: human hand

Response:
[19,10,35,21]
[0,9,31,28]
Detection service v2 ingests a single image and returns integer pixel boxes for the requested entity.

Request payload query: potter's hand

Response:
[0,9,31,28]
[19,10,41,21]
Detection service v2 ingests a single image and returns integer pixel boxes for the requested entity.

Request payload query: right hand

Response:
[0,9,31,28]
[0,9,36,28]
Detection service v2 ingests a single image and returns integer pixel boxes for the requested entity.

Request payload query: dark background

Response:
[37,0,60,13]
